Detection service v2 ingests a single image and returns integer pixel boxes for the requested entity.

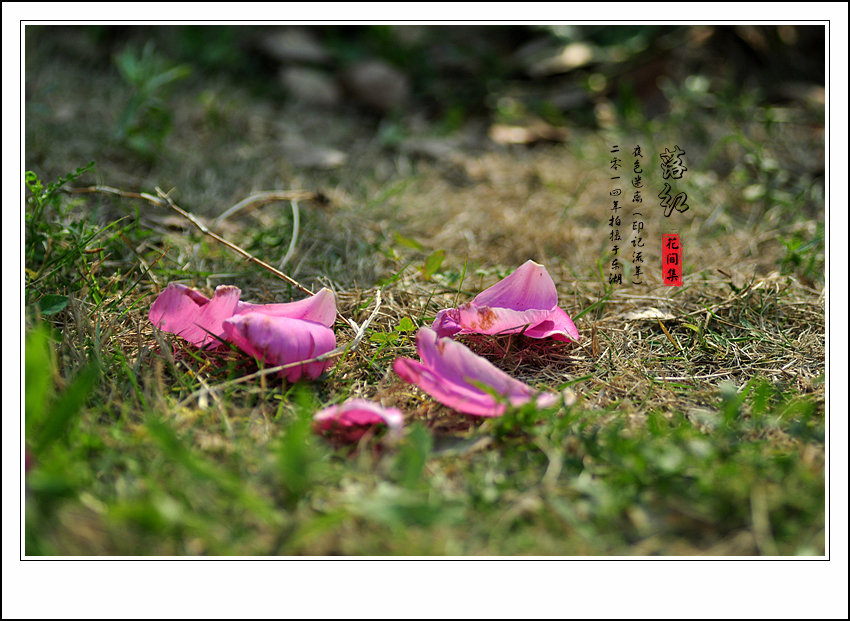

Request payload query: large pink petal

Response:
[472,260,558,312]
[393,328,560,417]
[454,303,554,336]
[430,261,579,341]
[167,282,212,306]
[235,287,337,327]
[150,283,204,334]
[522,306,580,342]
[150,284,240,348]
[222,313,336,382]
[313,399,404,436]
[393,358,506,416]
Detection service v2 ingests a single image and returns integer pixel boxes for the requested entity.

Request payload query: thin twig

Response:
[65,185,153,201]
[154,187,315,297]
[279,199,299,270]
[214,190,316,226]
[657,318,682,351]
[65,184,316,297]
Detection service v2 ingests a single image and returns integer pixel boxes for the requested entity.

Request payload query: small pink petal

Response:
[393,328,560,417]
[432,308,462,338]
[235,287,337,327]
[222,313,336,382]
[313,399,404,438]
[150,283,240,348]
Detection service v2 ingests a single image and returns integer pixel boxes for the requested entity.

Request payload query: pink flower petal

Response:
[430,260,579,342]
[150,283,338,351]
[168,282,213,306]
[149,283,240,348]
[521,306,580,342]
[432,308,462,338]
[314,399,404,438]
[235,287,337,327]
[222,313,336,382]
[453,303,554,336]
[393,328,560,417]
[473,259,558,311]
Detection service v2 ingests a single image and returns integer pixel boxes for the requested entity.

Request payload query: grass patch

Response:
[23,157,825,555]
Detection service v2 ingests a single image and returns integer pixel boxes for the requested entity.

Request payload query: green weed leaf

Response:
[37,294,69,316]
[422,249,446,281]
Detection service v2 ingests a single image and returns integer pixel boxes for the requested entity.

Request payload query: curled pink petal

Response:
[472,259,558,311]
[430,260,579,342]
[521,306,580,342]
[393,328,560,417]
[432,308,462,338]
[150,283,338,352]
[149,283,240,348]
[235,287,337,327]
[167,282,212,306]
[454,303,553,336]
[314,399,404,439]
[222,313,336,382]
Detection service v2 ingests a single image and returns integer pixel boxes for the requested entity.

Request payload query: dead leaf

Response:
[623,307,676,322]
[489,120,568,145]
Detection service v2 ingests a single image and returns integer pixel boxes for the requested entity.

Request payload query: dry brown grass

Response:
[88,135,823,437]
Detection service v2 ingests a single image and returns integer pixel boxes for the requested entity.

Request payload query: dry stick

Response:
[65,184,314,297]
[657,318,683,351]
[279,199,299,270]
[65,185,151,201]
[66,185,354,328]
[214,190,316,226]
[154,187,314,298]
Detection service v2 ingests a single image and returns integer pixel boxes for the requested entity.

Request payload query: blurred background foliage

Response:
[25,24,825,287]
[26,24,825,126]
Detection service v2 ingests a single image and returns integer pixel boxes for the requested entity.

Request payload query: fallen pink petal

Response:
[393,327,561,417]
[149,283,241,348]
[235,286,336,327]
[222,313,336,382]
[432,260,579,342]
[149,283,337,348]
[313,399,404,441]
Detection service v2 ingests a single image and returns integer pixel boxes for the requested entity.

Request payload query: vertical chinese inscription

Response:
[631,145,645,285]
[658,144,688,286]
[608,145,622,285]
